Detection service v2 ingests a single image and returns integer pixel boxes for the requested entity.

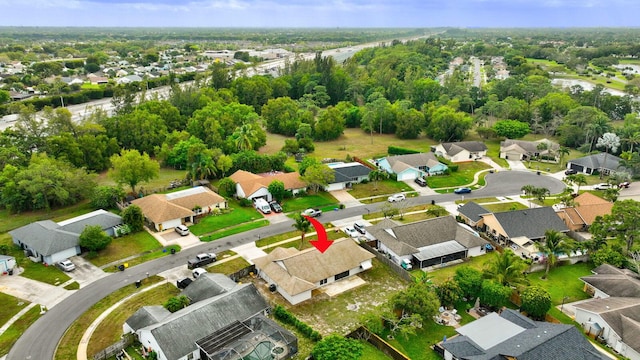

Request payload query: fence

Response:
[93,333,134,360]
[228,264,256,282]
[359,242,412,283]
[347,326,411,360]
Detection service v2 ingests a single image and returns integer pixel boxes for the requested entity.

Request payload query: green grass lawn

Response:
[484,140,509,168]
[97,167,188,193]
[527,262,594,305]
[348,180,413,199]
[281,192,338,212]
[0,305,41,357]
[89,231,162,267]
[0,293,29,328]
[190,201,262,236]
[201,220,269,242]
[21,262,71,285]
[425,254,490,285]
[482,202,528,213]
[360,340,393,360]
[0,200,95,234]
[426,161,490,189]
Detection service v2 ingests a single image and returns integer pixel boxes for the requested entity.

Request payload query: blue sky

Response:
[0,0,638,27]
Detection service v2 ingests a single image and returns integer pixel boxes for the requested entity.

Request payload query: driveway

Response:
[157,229,201,249]
[403,180,437,195]
[330,189,362,207]
[506,159,527,171]
[0,271,72,309]
[67,256,108,286]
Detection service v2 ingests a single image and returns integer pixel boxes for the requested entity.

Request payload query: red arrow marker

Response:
[304,215,334,253]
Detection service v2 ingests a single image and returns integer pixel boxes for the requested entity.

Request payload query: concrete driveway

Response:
[506,159,527,170]
[0,271,72,309]
[157,229,201,249]
[67,256,108,286]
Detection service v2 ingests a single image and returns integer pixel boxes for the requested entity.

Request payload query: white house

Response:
[229,170,306,202]
[253,238,374,305]
[325,162,372,191]
[0,255,16,274]
[377,153,448,181]
[433,141,488,163]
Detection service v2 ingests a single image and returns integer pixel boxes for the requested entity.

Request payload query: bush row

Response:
[388,145,420,155]
[273,305,322,341]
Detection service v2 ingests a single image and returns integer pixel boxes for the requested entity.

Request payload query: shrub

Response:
[238,198,253,207]
[388,145,420,155]
[273,305,322,341]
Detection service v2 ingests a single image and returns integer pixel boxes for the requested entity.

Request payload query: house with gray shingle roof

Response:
[500,138,560,161]
[433,141,488,163]
[377,152,448,181]
[580,264,640,299]
[325,162,372,191]
[441,309,608,360]
[574,297,640,360]
[8,209,122,265]
[125,278,297,360]
[567,153,625,176]
[457,202,491,228]
[480,207,568,247]
[367,216,485,269]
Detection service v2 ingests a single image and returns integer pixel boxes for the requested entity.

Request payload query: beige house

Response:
[500,138,559,161]
[253,238,374,305]
[556,192,613,231]
[229,170,306,201]
[131,187,226,231]
[432,141,488,163]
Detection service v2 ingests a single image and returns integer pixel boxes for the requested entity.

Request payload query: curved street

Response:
[7,170,565,360]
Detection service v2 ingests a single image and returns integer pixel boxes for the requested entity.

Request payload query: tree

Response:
[368,169,389,190]
[314,106,345,141]
[292,214,311,250]
[454,266,484,300]
[261,97,301,136]
[311,334,363,360]
[483,249,529,288]
[538,229,573,279]
[590,244,627,267]
[425,105,473,142]
[122,205,145,233]
[590,199,640,252]
[391,282,441,322]
[109,149,160,194]
[231,123,262,151]
[301,164,334,193]
[217,177,236,197]
[435,279,462,309]
[164,295,190,313]
[520,286,552,320]
[493,120,530,139]
[566,174,587,193]
[0,89,9,104]
[558,146,571,168]
[393,101,424,139]
[90,185,125,210]
[79,225,112,252]
[596,132,620,179]
[479,280,512,310]
[268,180,286,202]
[531,186,550,203]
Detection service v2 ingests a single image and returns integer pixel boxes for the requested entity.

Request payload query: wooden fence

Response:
[347,326,411,360]
[359,242,412,283]
[92,333,134,360]
[228,264,256,282]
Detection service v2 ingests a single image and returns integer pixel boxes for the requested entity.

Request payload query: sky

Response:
[0,0,639,28]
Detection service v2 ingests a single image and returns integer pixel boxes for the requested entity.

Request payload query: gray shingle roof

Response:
[580,270,640,298]
[330,163,371,184]
[569,153,624,172]
[368,216,484,257]
[441,141,488,155]
[458,202,491,223]
[125,306,170,332]
[489,207,568,240]
[141,283,269,360]
[443,309,607,360]
[8,221,79,257]
[182,273,238,303]
[385,152,441,169]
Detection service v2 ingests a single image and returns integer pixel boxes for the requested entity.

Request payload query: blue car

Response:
[454,187,472,194]
[484,243,494,252]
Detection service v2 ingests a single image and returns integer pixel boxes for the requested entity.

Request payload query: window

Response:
[320,279,327,285]
[335,270,350,280]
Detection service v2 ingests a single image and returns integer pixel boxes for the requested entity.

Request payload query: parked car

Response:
[187,253,217,269]
[593,183,611,190]
[618,181,631,188]
[387,193,406,202]
[353,221,367,234]
[175,224,190,236]
[269,201,283,213]
[343,226,358,238]
[484,243,494,252]
[57,259,76,272]
[564,168,577,175]
[414,177,427,187]
[176,277,193,289]
[192,267,207,279]
[301,208,322,217]
[454,187,472,194]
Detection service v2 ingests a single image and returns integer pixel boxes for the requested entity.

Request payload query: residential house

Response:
[253,238,374,305]
[131,187,226,232]
[580,264,640,299]
[366,216,485,269]
[89,76,109,85]
[433,141,488,163]
[500,138,559,161]
[573,297,640,360]
[441,309,608,360]
[0,255,16,273]
[124,277,297,360]
[457,202,491,229]
[480,207,568,252]
[229,170,306,202]
[325,162,372,191]
[556,192,613,231]
[377,153,448,181]
[60,77,84,86]
[8,209,123,265]
[567,153,624,176]
[116,74,143,84]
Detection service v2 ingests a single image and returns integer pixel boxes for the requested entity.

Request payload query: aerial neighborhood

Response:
[2,26,640,360]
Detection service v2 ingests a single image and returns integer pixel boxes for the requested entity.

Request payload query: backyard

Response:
[190,200,263,236]
[89,231,165,268]
[426,161,491,189]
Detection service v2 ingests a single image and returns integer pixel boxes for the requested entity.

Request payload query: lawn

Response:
[360,340,393,360]
[482,202,528,213]
[190,201,262,236]
[208,256,251,275]
[87,283,180,357]
[0,200,95,234]
[281,192,338,212]
[0,293,29,329]
[484,140,509,168]
[426,161,491,189]
[348,180,413,200]
[55,276,164,360]
[527,262,594,305]
[97,167,188,193]
[0,305,41,357]
[201,220,269,242]
[424,254,490,285]
[89,231,162,267]
[21,262,71,285]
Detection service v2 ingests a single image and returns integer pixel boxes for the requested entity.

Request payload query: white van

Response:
[254,198,272,214]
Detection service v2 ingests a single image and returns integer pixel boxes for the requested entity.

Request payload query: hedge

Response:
[273,305,322,341]
[388,146,420,155]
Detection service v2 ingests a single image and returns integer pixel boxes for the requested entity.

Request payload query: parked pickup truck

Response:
[301,208,322,218]
[187,253,217,269]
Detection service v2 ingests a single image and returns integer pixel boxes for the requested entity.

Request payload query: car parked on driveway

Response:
[454,187,472,194]
[175,224,190,236]
[57,259,76,272]
[564,168,577,175]
[414,177,427,187]
[343,226,358,238]
[353,221,367,234]
[388,193,406,202]
[269,201,283,213]
[593,183,611,190]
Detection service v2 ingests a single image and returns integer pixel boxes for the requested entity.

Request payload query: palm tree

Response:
[483,250,529,288]
[292,214,311,250]
[558,146,570,168]
[596,132,621,179]
[537,229,573,279]
[233,123,258,151]
[566,174,587,193]
[587,117,611,152]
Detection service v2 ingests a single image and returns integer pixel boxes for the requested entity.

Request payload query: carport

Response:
[414,241,467,268]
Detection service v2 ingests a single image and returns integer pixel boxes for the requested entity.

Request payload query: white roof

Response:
[457,312,526,350]
[165,186,208,201]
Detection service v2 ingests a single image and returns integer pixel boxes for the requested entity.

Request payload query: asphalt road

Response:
[7,170,564,360]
